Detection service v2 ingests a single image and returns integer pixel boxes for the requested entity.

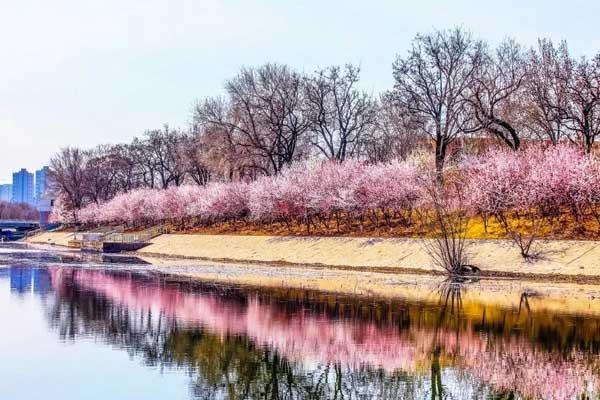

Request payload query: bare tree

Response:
[49,147,88,219]
[194,64,310,175]
[109,143,141,192]
[391,27,484,174]
[137,125,187,189]
[468,39,527,150]
[180,133,212,186]
[304,64,377,161]
[526,39,572,144]
[363,94,423,163]
[129,137,158,188]
[419,175,476,276]
[564,55,600,152]
[84,145,122,204]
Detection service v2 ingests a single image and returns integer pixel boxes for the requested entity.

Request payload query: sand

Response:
[25,231,75,247]
[138,234,600,279]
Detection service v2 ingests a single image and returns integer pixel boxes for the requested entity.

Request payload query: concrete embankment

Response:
[137,234,600,281]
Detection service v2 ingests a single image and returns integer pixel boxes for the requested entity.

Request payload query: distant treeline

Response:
[0,201,38,221]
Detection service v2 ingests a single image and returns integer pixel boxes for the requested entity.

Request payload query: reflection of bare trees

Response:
[47,269,175,358]
[437,280,466,318]
[429,279,468,399]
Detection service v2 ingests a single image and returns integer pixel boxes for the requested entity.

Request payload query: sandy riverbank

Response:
[138,234,600,280]
[25,231,75,247]
[24,231,600,281]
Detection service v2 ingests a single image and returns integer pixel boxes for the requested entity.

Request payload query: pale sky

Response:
[1,0,599,183]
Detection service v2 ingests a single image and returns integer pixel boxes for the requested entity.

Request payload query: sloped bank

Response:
[137,234,600,282]
[25,231,75,247]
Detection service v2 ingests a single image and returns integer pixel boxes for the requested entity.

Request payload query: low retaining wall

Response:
[138,234,600,278]
[103,242,150,253]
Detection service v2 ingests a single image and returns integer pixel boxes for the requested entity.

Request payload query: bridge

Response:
[0,220,40,229]
[0,220,41,241]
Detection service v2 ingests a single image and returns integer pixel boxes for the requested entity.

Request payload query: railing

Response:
[71,225,165,247]
[22,228,42,239]
[73,232,105,242]
[72,225,126,242]
[103,225,166,244]
[94,225,125,234]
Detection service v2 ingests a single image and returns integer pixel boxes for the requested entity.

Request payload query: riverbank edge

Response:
[135,252,600,284]
[25,231,600,283]
[9,239,600,316]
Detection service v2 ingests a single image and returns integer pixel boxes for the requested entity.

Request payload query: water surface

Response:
[0,244,598,399]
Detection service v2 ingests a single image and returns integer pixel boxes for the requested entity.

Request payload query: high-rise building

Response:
[35,166,51,203]
[0,184,12,202]
[11,169,34,205]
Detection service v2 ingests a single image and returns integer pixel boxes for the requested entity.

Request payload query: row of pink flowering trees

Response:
[52,144,600,256]
[466,145,600,256]
[54,158,426,234]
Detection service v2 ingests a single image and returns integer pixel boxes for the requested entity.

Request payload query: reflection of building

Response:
[10,268,32,294]
[12,169,34,205]
[0,184,12,202]
[35,166,51,204]
[9,267,51,296]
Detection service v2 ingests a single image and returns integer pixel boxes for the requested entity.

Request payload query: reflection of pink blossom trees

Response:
[463,341,597,400]
[49,268,600,399]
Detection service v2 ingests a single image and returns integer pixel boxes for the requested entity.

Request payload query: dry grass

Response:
[163,211,600,241]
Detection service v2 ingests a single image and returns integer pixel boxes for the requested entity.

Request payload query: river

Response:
[0,243,598,399]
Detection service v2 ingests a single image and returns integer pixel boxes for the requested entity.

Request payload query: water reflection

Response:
[0,243,150,267]
[8,267,52,296]
[1,265,600,399]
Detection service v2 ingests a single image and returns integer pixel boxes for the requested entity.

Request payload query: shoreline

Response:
[25,231,600,283]
[130,255,600,317]
[136,250,600,284]
[137,233,600,282]
[15,237,600,316]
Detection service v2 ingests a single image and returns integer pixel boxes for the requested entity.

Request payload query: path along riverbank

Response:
[26,231,600,283]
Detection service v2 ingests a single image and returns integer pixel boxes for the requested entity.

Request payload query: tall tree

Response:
[139,125,186,189]
[363,94,423,163]
[564,55,600,152]
[49,147,88,219]
[180,133,212,186]
[468,39,527,150]
[194,64,310,175]
[526,39,572,145]
[304,64,377,161]
[391,27,484,173]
